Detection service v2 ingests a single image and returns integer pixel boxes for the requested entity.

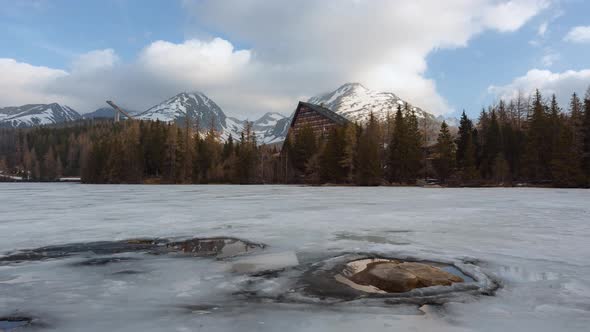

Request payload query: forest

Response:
[0,89,589,187]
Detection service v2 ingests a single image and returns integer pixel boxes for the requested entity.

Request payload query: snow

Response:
[0,104,81,128]
[0,184,589,331]
[308,83,439,123]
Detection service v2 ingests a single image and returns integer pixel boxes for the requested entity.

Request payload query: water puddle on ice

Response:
[0,317,32,331]
[0,237,266,265]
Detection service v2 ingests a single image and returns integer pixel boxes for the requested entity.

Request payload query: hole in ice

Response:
[166,237,265,259]
[0,316,32,330]
[269,253,501,305]
[0,237,266,264]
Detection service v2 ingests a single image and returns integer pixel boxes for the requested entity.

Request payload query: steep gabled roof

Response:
[290,101,349,127]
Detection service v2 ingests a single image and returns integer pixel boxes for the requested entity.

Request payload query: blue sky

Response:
[1,0,589,118]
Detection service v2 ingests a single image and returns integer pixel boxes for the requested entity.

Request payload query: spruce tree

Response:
[583,88,590,182]
[356,112,382,186]
[433,121,455,183]
[405,108,422,183]
[455,111,478,183]
[386,106,406,183]
[292,125,317,175]
[319,127,347,183]
[524,89,550,182]
[481,110,502,180]
[340,123,359,183]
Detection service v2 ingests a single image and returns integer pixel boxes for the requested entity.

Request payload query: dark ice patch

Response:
[0,237,266,265]
[166,237,265,259]
[69,256,139,267]
[0,316,32,330]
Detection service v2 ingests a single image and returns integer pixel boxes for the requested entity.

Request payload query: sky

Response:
[1,0,589,119]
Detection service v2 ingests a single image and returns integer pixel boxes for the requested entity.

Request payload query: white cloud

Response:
[138,38,251,86]
[564,26,590,44]
[541,50,559,67]
[180,0,551,115]
[538,22,548,36]
[488,69,590,105]
[481,0,550,33]
[0,58,68,106]
[71,49,119,73]
[0,1,551,117]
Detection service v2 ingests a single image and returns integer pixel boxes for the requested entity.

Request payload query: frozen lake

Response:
[0,184,589,331]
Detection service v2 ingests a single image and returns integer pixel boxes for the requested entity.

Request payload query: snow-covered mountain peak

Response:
[136,91,227,131]
[253,112,287,126]
[309,83,431,123]
[0,103,81,128]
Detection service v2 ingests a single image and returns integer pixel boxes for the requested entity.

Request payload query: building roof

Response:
[292,101,349,127]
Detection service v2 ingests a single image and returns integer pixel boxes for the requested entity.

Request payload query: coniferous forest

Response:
[1,89,590,187]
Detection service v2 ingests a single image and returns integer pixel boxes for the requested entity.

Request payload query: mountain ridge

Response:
[0,103,81,128]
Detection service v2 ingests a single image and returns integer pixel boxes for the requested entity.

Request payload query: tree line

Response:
[1,88,589,187]
[283,88,590,187]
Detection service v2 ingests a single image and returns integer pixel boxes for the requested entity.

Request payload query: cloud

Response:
[138,38,251,86]
[538,22,548,37]
[564,26,590,44]
[71,49,119,73]
[488,69,590,105]
[541,50,559,67]
[0,58,68,106]
[1,1,551,117]
[179,0,551,115]
[481,0,550,32]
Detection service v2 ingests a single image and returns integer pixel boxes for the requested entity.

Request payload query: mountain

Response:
[0,103,81,128]
[134,92,289,144]
[84,107,139,119]
[250,112,290,144]
[308,83,436,123]
[136,92,227,132]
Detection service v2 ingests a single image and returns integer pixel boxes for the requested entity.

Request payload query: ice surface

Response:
[0,184,589,331]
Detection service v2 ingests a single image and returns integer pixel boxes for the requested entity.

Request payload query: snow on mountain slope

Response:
[251,112,290,144]
[0,103,81,128]
[136,92,228,132]
[134,92,288,144]
[308,83,437,123]
[223,112,289,144]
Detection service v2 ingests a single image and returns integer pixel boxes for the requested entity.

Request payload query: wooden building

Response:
[286,101,349,139]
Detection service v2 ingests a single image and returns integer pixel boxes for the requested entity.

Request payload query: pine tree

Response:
[405,108,422,183]
[524,89,550,181]
[356,112,382,185]
[456,111,473,168]
[583,87,590,183]
[319,127,347,183]
[550,117,585,187]
[340,123,359,183]
[480,110,501,180]
[292,124,317,175]
[456,111,478,183]
[386,106,406,183]
[433,121,455,183]
[236,122,258,184]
